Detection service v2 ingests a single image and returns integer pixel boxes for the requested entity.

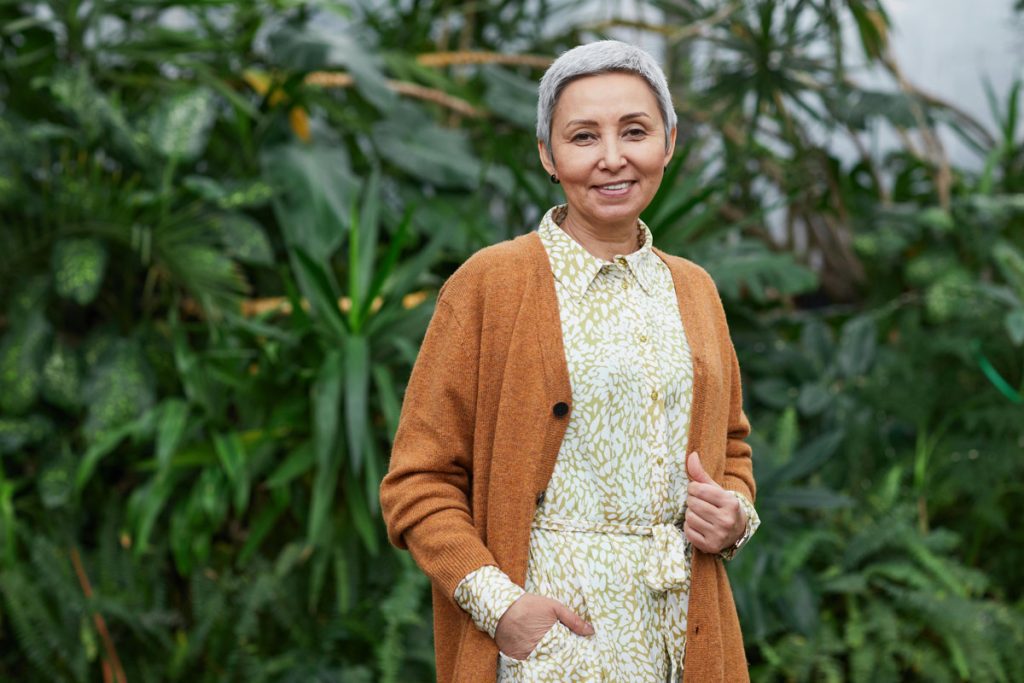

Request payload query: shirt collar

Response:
[538,205,659,301]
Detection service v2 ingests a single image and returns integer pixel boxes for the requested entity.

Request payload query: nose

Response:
[599,138,626,172]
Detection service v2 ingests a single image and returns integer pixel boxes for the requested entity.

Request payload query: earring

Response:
[549,174,560,184]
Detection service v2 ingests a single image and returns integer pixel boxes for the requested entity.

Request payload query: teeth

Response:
[601,182,630,190]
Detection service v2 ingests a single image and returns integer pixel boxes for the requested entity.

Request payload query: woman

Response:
[380,40,759,683]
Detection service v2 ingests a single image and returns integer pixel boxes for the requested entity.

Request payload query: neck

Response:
[558,207,642,262]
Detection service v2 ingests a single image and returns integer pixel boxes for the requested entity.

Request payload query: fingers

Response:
[686,451,714,484]
[683,518,715,553]
[552,601,594,636]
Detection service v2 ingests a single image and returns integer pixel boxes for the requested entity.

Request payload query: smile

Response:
[594,180,635,196]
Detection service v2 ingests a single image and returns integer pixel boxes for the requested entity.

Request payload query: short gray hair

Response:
[536,40,678,157]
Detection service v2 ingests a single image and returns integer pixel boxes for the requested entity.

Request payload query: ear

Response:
[663,126,677,167]
[537,139,557,177]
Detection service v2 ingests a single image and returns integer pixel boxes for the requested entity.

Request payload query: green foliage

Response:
[0,0,1021,681]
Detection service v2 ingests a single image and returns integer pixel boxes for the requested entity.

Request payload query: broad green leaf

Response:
[1005,309,1024,345]
[837,315,877,378]
[797,382,832,416]
[147,88,218,162]
[262,143,356,257]
[51,238,108,305]
[371,103,482,189]
[82,340,156,444]
[40,342,81,411]
[0,309,49,414]
[213,213,274,266]
[264,25,395,111]
[0,415,52,455]
[482,65,538,128]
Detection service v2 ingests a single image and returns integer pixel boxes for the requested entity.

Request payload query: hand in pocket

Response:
[494,593,595,661]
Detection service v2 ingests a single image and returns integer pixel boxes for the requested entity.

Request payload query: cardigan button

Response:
[535,491,546,506]
[552,401,569,417]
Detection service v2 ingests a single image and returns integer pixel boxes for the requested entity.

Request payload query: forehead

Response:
[553,72,659,122]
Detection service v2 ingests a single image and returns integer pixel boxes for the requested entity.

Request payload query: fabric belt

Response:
[530,517,689,593]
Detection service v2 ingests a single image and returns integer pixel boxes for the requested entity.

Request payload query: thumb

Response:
[553,602,594,636]
[687,451,714,484]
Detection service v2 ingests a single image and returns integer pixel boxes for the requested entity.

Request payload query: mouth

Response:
[594,180,636,196]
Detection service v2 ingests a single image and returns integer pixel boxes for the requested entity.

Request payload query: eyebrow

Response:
[563,112,654,129]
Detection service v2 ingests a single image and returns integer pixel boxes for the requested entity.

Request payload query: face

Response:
[539,72,676,232]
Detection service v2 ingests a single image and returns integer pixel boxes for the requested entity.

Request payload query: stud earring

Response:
[549,174,560,184]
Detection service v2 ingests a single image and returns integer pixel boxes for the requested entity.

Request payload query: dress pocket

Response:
[497,621,597,682]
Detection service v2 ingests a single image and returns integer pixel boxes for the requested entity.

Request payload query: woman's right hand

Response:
[493,593,595,660]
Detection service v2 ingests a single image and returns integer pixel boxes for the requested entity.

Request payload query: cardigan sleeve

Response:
[379,296,498,600]
[721,335,756,503]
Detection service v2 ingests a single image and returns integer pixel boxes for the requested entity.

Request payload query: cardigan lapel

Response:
[653,246,708,470]
[523,231,573,489]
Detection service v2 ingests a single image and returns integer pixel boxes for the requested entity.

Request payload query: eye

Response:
[624,127,648,138]
[571,131,596,142]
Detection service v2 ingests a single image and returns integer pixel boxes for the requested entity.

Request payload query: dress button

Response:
[553,401,569,417]
[651,389,659,401]
[621,279,629,290]
[639,333,648,343]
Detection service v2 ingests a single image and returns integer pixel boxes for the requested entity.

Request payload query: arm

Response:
[379,297,497,599]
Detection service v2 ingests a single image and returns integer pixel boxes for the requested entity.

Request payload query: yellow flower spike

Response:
[289,106,311,142]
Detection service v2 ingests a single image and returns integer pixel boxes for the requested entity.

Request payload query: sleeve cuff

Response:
[719,491,760,561]
[453,565,525,637]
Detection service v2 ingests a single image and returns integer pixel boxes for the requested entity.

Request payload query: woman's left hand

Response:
[682,451,747,554]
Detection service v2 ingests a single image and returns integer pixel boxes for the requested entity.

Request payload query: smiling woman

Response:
[381,40,759,683]
[538,72,676,255]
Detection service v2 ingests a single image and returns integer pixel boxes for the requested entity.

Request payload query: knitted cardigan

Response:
[380,229,755,683]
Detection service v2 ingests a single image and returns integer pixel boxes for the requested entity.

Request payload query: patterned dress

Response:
[454,206,759,682]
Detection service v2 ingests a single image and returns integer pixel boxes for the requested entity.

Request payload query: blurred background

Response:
[1,1,1023,681]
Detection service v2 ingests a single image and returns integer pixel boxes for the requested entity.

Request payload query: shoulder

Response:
[437,231,542,315]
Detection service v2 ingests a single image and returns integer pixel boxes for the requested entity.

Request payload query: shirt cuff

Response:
[719,491,760,561]
[453,565,525,637]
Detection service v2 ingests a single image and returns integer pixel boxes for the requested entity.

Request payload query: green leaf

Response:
[797,383,832,416]
[213,432,249,514]
[40,342,81,411]
[155,400,190,476]
[371,103,482,189]
[344,336,370,473]
[265,25,395,111]
[0,309,50,414]
[266,442,315,488]
[292,247,349,342]
[262,142,357,268]
[309,350,344,546]
[482,65,538,128]
[213,213,274,266]
[147,88,218,162]
[0,415,52,455]
[51,238,108,305]
[1005,309,1024,345]
[82,340,156,444]
[237,488,290,566]
[75,409,156,491]
[837,315,877,378]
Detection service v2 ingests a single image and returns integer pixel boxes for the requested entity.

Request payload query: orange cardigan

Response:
[380,230,755,682]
